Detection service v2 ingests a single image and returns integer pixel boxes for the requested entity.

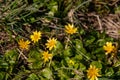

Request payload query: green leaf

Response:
[58,69,69,79]
[79,63,86,71]
[113,61,120,67]
[74,63,79,69]
[27,58,36,63]
[4,49,18,62]
[79,29,85,35]
[0,72,5,80]
[9,60,15,64]
[74,39,83,48]
[105,68,114,77]
[0,62,9,69]
[63,47,71,57]
[41,68,52,79]
[97,39,106,46]
[74,39,86,54]
[116,69,120,76]
[93,48,103,54]
[91,61,102,69]
[75,54,82,60]
[27,73,39,80]
[5,73,9,80]
[28,60,42,69]
[74,75,82,79]
[85,36,95,46]
[98,78,114,80]
[12,70,30,80]
[2,49,18,71]
[30,17,36,23]
[115,5,120,14]
[28,50,41,59]
[53,41,63,52]
[74,39,89,60]
[28,50,42,69]
[33,0,38,2]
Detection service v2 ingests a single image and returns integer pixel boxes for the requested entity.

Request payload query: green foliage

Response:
[27,73,39,80]
[0,49,18,80]
[0,0,120,80]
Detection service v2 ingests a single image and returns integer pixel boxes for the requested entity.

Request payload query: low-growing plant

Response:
[0,0,120,80]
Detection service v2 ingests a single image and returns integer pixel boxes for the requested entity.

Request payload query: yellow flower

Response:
[42,51,52,63]
[69,60,74,65]
[103,42,115,55]
[65,24,77,34]
[30,31,42,43]
[87,65,101,80]
[45,38,57,50]
[18,39,30,50]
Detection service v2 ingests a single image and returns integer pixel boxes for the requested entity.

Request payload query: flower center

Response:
[34,34,39,39]
[50,41,55,46]
[90,69,97,75]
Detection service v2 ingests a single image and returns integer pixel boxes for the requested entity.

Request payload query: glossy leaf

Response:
[105,68,114,77]
[41,68,52,79]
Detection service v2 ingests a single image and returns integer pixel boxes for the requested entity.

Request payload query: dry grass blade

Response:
[102,14,120,39]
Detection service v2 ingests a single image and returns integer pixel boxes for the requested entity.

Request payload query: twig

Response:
[107,18,120,29]
[108,0,119,6]
[17,48,28,60]
[94,15,103,33]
